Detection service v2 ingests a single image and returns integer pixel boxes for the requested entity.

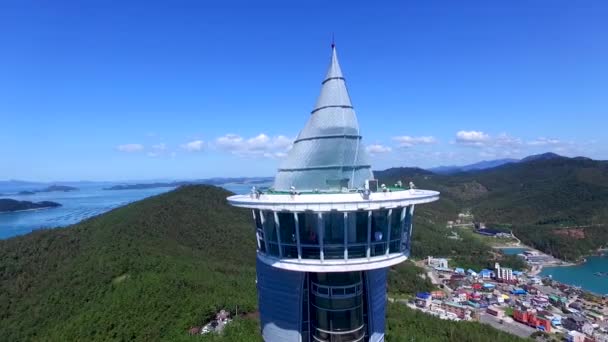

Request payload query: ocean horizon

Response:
[0,182,254,239]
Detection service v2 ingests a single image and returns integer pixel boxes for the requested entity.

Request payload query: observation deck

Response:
[227,187,439,272]
[228,187,439,212]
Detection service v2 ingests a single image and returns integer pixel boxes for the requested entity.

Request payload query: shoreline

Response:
[539,255,608,297]
[493,243,577,267]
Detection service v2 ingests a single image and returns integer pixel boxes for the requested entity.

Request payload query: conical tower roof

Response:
[273,46,373,191]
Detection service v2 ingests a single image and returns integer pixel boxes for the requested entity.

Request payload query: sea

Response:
[499,247,529,255]
[0,182,254,239]
[541,256,608,295]
[500,247,608,295]
[498,247,608,295]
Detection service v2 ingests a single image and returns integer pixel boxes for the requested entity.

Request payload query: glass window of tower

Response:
[277,211,298,258]
[389,207,403,253]
[345,211,368,259]
[323,211,344,260]
[298,211,320,259]
[254,210,263,229]
[371,209,389,257]
[262,211,279,256]
[253,210,266,253]
[402,206,412,253]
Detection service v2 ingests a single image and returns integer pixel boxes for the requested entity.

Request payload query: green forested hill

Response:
[378,155,608,225]
[0,185,529,341]
[452,156,608,226]
[0,186,258,341]
[377,154,608,261]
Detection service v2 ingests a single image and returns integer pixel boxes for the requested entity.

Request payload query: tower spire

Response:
[273,45,371,191]
[323,42,344,83]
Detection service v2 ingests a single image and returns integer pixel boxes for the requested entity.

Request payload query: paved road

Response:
[478,312,535,338]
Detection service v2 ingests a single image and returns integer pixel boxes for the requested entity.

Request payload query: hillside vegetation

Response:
[0,186,258,341]
[377,154,608,261]
[0,185,531,341]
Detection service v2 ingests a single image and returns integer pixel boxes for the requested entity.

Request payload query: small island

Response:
[14,185,79,195]
[38,185,78,192]
[104,182,186,190]
[0,199,62,213]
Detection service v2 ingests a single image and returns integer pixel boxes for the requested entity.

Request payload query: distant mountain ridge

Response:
[104,177,273,190]
[372,167,433,180]
[519,152,563,163]
[428,152,573,174]
[429,158,518,174]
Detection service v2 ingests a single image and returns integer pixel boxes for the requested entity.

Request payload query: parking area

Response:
[478,312,535,338]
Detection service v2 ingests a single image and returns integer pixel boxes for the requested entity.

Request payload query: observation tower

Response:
[228,45,439,342]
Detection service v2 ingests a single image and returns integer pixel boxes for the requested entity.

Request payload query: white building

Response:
[567,330,586,342]
[228,45,440,342]
[495,262,514,281]
[427,256,449,269]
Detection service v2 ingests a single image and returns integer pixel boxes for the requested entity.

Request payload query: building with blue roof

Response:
[510,288,527,295]
[479,269,494,279]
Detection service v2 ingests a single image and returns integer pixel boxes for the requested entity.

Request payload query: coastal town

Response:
[401,212,608,341]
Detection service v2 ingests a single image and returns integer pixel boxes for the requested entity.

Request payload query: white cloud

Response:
[528,137,561,146]
[454,131,523,149]
[116,144,144,153]
[216,134,243,150]
[181,140,205,152]
[215,133,293,158]
[451,131,530,160]
[455,130,490,146]
[366,144,392,155]
[392,135,437,147]
[271,135,294,151]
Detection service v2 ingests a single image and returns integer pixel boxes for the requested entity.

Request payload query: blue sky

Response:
[2,1,607,181]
